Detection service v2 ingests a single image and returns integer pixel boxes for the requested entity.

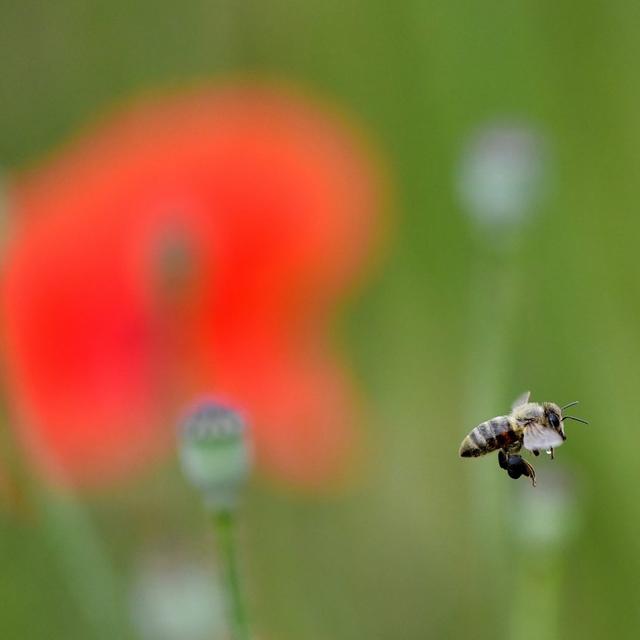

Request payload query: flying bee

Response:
[458,391,588,486]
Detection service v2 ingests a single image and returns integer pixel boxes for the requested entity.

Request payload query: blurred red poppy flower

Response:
[0,84,382,491]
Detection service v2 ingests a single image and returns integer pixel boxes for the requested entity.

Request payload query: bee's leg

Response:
[498,449,508,470]
[505,455,536,486]
[520,459,537,487]
[549,448,555,460]
[532,450,540,457]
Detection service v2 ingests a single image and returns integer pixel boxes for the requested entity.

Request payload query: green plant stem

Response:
[212,509,251,640]
[464,231,525,636]
[509,552,562,640]
[38,488,128,640]
[466,237,523,544]
[0,404,125,640]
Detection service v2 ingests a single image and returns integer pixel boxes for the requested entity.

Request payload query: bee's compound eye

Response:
[549,412,560,429]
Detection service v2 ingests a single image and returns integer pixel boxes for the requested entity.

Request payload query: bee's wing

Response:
[511,390,531,411]
[523,423,564,452]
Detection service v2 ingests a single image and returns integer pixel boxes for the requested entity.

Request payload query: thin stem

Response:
[510,550,563,640]
[0,403,126,640]
[38,489,127,640]
[463,232,525,637]
[211,509,251,640]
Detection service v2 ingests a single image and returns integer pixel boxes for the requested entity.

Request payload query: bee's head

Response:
[545,400,589,438]
[544,402,566,440]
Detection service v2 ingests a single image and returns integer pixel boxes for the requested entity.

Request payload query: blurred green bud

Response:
[457,122,549,235]
[130,552,226,640]
[179,401,252,510]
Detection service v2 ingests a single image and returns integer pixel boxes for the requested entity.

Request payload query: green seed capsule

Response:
[178,402,252,510]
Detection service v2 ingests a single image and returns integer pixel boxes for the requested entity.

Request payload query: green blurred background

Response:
[1,1,638,639]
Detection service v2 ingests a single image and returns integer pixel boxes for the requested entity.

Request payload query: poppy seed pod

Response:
[179,402,251,510]
[456,122,548,236]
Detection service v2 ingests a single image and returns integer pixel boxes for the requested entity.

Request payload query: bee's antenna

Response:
[563,415,589,425]
[562,401,580,410]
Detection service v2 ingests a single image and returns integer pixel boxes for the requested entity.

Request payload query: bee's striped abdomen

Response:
[459,417,519,457]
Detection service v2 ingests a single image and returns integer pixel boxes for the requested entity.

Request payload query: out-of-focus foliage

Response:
[1,1,639,640]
